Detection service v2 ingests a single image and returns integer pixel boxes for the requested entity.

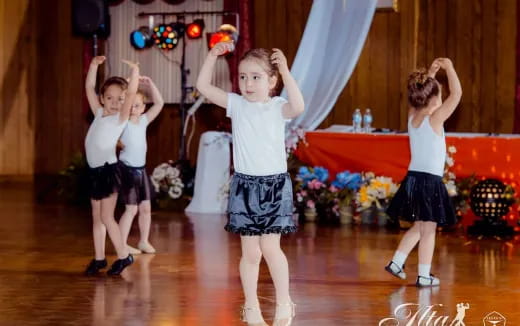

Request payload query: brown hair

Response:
[240,48,281,96]
[100,76,128,96]
[407,69,439,109]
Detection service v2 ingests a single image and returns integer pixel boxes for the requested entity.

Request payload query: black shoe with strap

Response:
[416,274,440,287]
[107,254,134,276]
[385,261,407,280]
[84,258,107,276]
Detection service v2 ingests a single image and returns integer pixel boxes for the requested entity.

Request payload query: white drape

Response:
[284,0,377,132]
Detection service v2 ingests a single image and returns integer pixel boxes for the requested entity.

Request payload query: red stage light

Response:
[186,19,204,39]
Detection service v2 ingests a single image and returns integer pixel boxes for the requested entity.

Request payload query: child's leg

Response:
[137,200,152,244]
[260,234,295,323]
[393,222,422,266]
[119,204,138,244]
[100,193,129,259]
[240,235,263,308]
[239,235,268,324]
[417,221,437,277]
[259,234,290,304]
[91,199,106,260]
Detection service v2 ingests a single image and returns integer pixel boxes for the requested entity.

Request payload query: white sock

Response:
[418,264,431,278]
[392,251,408,269]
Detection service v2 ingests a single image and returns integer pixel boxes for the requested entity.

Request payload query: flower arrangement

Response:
[331,170,362,207]
[355,173,399,211]
[151,161,184,199]
[294,166,329,210]
[443,145,458,197]
[285,126,307,156]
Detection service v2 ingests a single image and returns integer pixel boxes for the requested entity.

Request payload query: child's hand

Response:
[435,58,453,70]
[271,48,289,74]
[139,76,152,86]
[122,59,139,69]
[428,60,441,78]
[92,56,106,65]
[210,41,234,57]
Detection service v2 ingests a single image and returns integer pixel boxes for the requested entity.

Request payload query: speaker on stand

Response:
[72,0,111,55]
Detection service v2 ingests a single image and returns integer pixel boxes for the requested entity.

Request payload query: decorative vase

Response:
[376,205,389,226]
[361,208,373,225]
[304,207,317,222]
[339,205,353,225]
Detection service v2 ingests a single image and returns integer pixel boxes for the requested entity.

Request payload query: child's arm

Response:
[141,76,165,123]
[272,49,304,119]
[85,56,106,115]
[431,58,462,124]
[120,60,139,124]
[195,42,234,108]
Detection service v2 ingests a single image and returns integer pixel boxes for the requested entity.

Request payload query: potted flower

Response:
[331,171,362,224]
[294,166,329,222]
[355,173,398,225]
[151,161,185,209]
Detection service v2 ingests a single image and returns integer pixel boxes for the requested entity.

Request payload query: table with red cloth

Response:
[295,130,520,228]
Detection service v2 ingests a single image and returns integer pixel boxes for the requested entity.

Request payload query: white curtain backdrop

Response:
[284,0,377,132]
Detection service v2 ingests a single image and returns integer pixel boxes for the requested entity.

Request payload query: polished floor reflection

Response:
[1,181,520,325]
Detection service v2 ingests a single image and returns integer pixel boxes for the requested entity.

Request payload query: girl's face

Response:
[238,59,277,102]
[101,85,125,114]
[131,94,146,116]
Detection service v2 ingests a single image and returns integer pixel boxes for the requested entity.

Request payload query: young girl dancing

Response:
[84,56,139,276]
[385,58,462,287]
[196,42,304,325]
[118,76,164,255]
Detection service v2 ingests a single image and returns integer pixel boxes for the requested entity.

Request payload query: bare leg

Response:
[239,235,266,324]
[100,193,129,259]
[91,199,106,260]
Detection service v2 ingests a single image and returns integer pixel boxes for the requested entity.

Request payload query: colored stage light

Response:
[186,19,205,39]
[152,23,179,50]
[130,26,154,49]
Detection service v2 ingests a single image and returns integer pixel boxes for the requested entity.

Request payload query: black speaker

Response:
[72,0,110,38]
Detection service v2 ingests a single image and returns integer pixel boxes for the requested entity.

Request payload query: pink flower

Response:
[329,185,339,192]
[308,179,323,190]
[306,200,315,208]
[301,190,307,196]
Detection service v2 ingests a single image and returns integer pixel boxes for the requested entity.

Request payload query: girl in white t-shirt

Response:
[118,76,164,255]
[84,56,139,276]
[196,43,304,326]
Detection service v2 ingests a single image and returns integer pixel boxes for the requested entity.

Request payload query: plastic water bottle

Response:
[352,108,362,133]
[363,108,373,133]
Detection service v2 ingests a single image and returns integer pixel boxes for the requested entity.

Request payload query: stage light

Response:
[130,26,153,50]
[208,24,238,50]
[152,23,179,50]
[186,19,204,39]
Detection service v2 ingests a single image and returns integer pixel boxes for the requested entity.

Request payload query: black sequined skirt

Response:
[119,162,153,205]
[225,172,297,236]
[386,171,457,226]
[88,162,121,200]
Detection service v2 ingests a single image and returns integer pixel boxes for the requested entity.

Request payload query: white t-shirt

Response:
[408,115,446,177]
[85,108,127,168]
[226,93,290,176]
[119,115,149,167]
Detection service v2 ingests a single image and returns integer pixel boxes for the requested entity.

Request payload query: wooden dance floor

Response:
[1,181,520,325]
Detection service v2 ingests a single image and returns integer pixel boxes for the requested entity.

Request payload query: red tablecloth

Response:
[295,131,520,228]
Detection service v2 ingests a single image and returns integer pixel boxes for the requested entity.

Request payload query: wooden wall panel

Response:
[0,0,36,175]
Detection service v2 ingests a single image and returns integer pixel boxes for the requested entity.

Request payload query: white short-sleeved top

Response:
[119,115,149,167]
[85,108,127,168]
[226,93,290,176]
